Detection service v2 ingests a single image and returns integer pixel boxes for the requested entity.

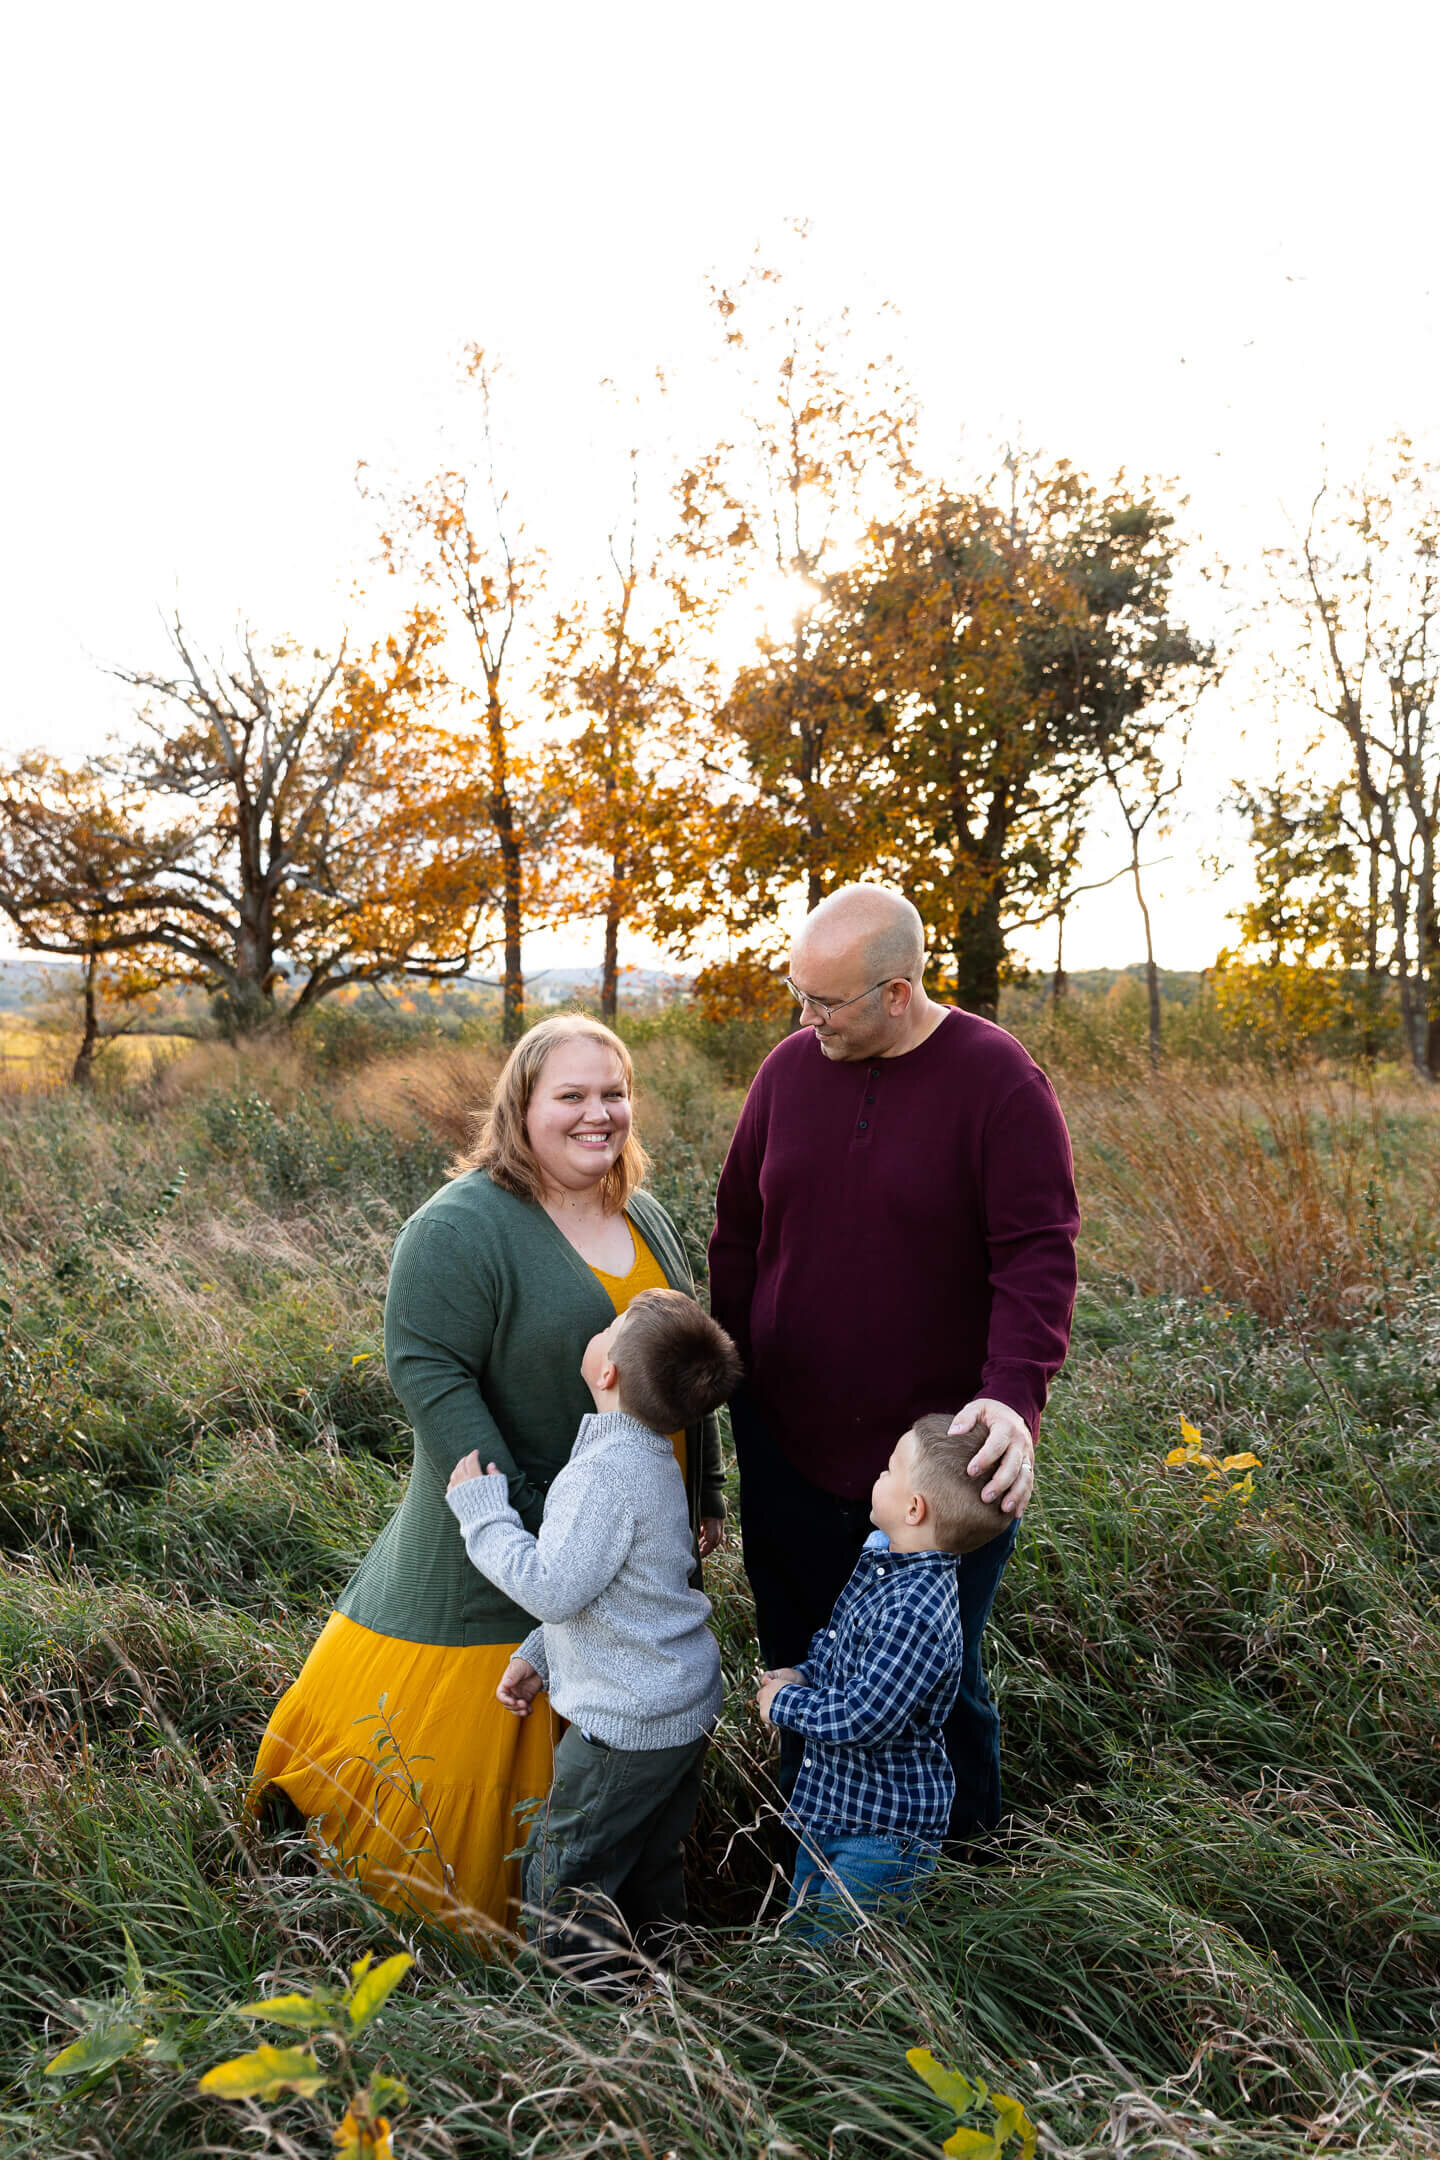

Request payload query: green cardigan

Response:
[338,1174,726,1648]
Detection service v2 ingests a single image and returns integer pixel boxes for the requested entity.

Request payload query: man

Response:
[709,883,1079,1838]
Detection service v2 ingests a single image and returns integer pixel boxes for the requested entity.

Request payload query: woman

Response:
[249,1015,726,1935]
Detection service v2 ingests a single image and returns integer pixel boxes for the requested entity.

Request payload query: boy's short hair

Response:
[613,1288,743,1434]
[907,1413,1013,1554]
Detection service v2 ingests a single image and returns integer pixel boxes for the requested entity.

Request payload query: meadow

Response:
[2,1001,1440,2157]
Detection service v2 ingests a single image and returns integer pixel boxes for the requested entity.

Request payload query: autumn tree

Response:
[668,259,919,962]
[0,614,498,1041]
[850,464,1213,1017]
[0,757,172,1082]
[1213,772,1378,1054]
[1272,439,1440,1078]
[541,460,715,1024]
[370,349,547,1043]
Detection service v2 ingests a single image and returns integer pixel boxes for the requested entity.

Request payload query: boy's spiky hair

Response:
[613,1288,743,1434]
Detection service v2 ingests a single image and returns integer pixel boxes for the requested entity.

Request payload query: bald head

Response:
[794,884,925,986]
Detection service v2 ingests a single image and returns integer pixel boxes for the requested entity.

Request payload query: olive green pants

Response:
[522,1725,709,1980]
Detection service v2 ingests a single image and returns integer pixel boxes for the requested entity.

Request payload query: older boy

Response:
[447,1287,742,1981]
[757,1413,1009,1929]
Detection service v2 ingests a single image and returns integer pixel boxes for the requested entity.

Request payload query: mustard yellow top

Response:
[589,1224,686,1483]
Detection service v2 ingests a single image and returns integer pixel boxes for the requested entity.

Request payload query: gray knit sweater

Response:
[444,1411,723,1751]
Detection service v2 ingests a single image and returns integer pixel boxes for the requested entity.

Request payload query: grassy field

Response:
[0,1017,189,1089]
[2,1016,1440,2157]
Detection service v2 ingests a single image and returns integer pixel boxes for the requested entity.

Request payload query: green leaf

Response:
[45,2023,143,2079]
[906,2046,978,2113]
[346,1952,414,2030]
[198,2044,329,2100]
[943,2132,1001,2159]
[121,1928,145,1999]
[365,2071,411,2112]
[138,2025,189,2068]
[236,1990,341,2031]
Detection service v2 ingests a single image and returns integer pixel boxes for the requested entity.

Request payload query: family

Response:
[250,883,1080,1963]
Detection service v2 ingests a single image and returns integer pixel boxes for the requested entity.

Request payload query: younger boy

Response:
[756,1412,1009,1930]
[446,1287,742,1982]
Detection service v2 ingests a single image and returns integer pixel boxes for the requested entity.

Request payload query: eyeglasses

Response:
[784,977,896,1023]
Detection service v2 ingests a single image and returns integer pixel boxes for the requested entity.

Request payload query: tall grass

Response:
[2,1022,1440,2155]
[1063,1061,1440,1327]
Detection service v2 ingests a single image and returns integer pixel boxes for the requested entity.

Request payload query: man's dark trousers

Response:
[733,1390,1017,1839]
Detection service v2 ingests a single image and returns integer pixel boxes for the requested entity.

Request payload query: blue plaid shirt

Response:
[767,1539,964,1840]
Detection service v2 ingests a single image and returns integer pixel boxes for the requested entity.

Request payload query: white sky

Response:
[3,0,1437,978]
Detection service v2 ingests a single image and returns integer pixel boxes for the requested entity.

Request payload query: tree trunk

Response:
[71,952,100,1088]
[1362,838,1383,1062]
[952,888,1006,1019]
[1389,868,1428,1081]
[1052,908,1067,1007]
[487,693,524,1045]
[501,862,523,1044]
[602,867,620,1027]
[1131,856,1162,1069]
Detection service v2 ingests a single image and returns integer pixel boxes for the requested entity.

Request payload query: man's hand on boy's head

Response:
[495,1656,542,1716]
[756,1666,806,1725]
[447,1452,505,1495]
[951,1398,1035,1517]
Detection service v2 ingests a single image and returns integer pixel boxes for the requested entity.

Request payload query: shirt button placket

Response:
[858,1064,880,1136]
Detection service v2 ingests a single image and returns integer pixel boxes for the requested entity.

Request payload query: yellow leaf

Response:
[346,1952,414,2030]
[943,2132,1000,2159]
[906,2046,978,2113]
[1164,1447,1193,1465]
[1179,1416,1204,1448]
[335,2109,394,2159]
[992,2090,1038,2158]
[198,2044,329,2100]
[236,1991,337,2031]
[1221,1452,1261,1471]
[352,1352,373,1365]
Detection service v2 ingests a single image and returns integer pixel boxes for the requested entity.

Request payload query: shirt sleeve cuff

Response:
[976,1367,1043,1437]
[445,1472,516,1527]
[767,1682,806,1731]
[516,1626,548,1683]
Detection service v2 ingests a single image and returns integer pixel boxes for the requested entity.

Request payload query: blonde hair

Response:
[908,1412,1012,1555]
[453,1014,650,1211]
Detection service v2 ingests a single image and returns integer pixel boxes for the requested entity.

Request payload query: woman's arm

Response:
[384,1213,548,1530]
[698,1409,727,1524]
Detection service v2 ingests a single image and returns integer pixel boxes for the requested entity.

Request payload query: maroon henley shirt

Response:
[708,1008,1080,1498]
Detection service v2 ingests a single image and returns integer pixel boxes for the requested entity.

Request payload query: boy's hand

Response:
[698,1515,725,1560]
[756,1666,806,1726]
[447,1452,504,1494]
[496,1657,543,1716]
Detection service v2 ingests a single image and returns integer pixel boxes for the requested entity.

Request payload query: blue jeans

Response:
[786,1831,940,1934]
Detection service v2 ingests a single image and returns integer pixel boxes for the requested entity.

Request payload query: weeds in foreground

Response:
[3,1039,1440,2155]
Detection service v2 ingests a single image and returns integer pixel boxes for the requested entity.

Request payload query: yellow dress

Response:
[248,1225,682,1939]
